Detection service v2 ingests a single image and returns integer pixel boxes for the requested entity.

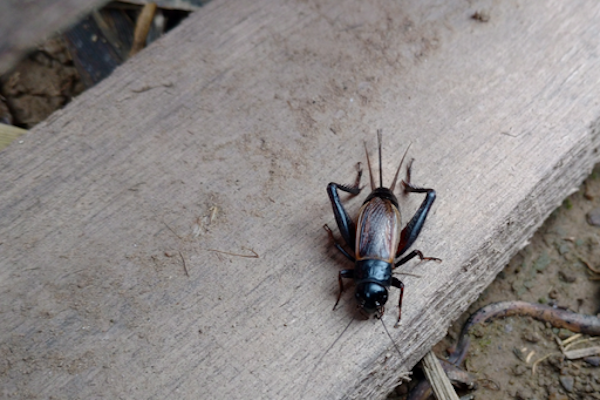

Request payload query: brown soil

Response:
[0,37,83,128]
[390,167,600,399]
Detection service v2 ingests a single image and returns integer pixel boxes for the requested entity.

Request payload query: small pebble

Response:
[547,393,569,400]
[514,388,534,400]
[587,207,600,226]
[559,375,574,392]
[548,356,565,372]
[533,252,551,272]
[557,242,570,255]
[471,325,485,338]
[583,356,600,367]
[558,270,577,283]
[558,329,573,340]
[512,364,527,376]
[522,330,541,343]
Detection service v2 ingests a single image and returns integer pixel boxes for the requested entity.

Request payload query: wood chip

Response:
[422,351,460,400]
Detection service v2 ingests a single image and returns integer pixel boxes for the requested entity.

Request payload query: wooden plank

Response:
[0,0,108,74]
[1,0,599,398]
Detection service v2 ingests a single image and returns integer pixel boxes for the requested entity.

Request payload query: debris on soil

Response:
[391,164,600,400]
[439,164,600,400]
[0,37,83,128]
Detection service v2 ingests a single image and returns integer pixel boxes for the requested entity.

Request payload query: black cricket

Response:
[324,130,441,327]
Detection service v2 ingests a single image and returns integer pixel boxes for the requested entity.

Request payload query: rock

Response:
[512,364,527,376]
[559,375,574,392]
[558,329,574,340]
[558,270,577,283]
[514,388,534,400]
[522,330,541,343]
[547,393,569,400]
[583,356,600,367]
[587,207,600,227]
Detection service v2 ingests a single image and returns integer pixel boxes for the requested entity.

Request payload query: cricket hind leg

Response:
[396,159,441,261]
[326,162,362,252]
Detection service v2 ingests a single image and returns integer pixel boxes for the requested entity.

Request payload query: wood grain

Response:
[1,0,600,399]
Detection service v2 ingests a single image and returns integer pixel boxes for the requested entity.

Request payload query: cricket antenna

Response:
[377,129,383,188]
[381,318,403,358]
[300,316,355,399]
[390,142,412,192]
[364,140,376,191]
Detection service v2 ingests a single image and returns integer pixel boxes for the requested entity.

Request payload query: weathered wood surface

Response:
[1,1,600,399]
[0,0,108,74]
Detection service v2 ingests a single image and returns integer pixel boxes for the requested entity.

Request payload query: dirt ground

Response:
[3,36,600,400]
[0,37,83,128]
[388,167,600,400]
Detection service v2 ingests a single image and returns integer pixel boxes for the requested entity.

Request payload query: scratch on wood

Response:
[131,81,174,93]
[163,220,183,240]
[179,250,189,277]
[207,248,259,258]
